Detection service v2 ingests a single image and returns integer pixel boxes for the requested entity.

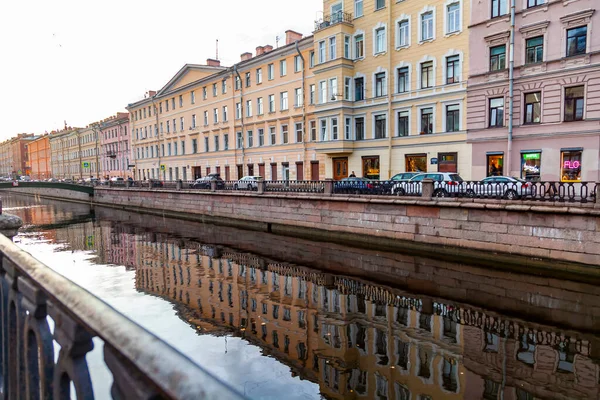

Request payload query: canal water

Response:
[3,193,599,400]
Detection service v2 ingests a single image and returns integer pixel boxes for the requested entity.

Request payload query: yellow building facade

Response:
[48,126,100,180]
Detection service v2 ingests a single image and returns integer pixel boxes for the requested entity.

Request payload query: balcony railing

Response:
[314,11,353,32]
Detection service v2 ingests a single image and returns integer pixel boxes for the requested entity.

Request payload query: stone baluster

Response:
[104,344,159,400]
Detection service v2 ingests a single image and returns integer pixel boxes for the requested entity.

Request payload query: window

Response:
[295,123,303,143]
[173,141,178,155]
[331,118,338,140]
[355,117,365,140]
[181,140,185,155]
[376,0,385,10]
[236,132,243,149]
[280,92,288,110]
[191,91,195,104]
[447,3,460,33]
[320,81,327,103]
[398,20,409,47]
[318,41,326,63]
[521,152,541,181]
[214,136,220,152]
[222,79,227,94]
[355,34,364,58]
[344,77,352,100]
[256,68,263,84]
[246,100,252,117]
[192,139,198,154]
[560,150,582,182]
[320,119,328,141]
[281,125,289,144]
[224,134,229,150]
[214,108,219,124]
[524,92,541,124]
[421,12,433,41]
[345,117,352,139]
[566,26,587,57]
[269,94,275,112]
[329,37,337,60]
[310,121,317,141]
[375,72,386,97]
[489,97,504,127]
[342,36,350,59]
[179,95,183,107]
[564,86,584,122]
[294,55,302,72]
[375,27,386,53]
[258,129,264,146]
[375,114,386,138]
[491,0,507,18]
[280,60,287,76]
[526,36,543,64]
[421,108,433,134]
[446,104,460,132]
[213,83,217,96]
[310,84,316,104]
[202,87,207,100]
[395,67,408,93]
[309,51,315,68]
[355,77,364,100]
[355,0,363,17]
[421,61,433,88]
[204,137,209,152]
[223,106,228,121]
[268,64,274,80]
[192,114,196,128]
[172,119,176,132]
[393,112,407,138]
[236,102,242,119]
[257,98,263,115]
[166,120,171,133]
[245,72,251,87]
[269,127,276,145]
[329,78,338,101]
[295,88,303,107]
[171,98,175,109]
[490,45,506,71]
[527,0,545,7]
[446,55,460,84]
[247,130,253,148]
[235,76,241,90]
[167,143,172,156]
[487,154,503,176]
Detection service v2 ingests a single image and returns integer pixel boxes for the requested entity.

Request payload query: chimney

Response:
[285,30,303,45]
[147,90,156,97]
[264,45,273,53]
[240,52,252,61]
[206,58,220,67]
[256,46,265,56]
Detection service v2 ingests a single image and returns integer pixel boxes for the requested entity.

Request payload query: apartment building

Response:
[28,134,52,179]
[100,112,131,179]
[49,128,80,179]
[0,139,12,177]
[128,31,324,182]
[467,0,599,181]
[78,126,101,179]
[0,133,36,177]
[312,0,471,179]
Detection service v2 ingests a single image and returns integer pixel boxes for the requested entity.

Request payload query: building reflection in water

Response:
[130,232,599,400]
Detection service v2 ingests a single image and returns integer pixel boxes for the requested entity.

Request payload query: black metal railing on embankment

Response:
[0,234,245,399]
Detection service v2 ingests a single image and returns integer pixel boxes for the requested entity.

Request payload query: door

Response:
[225,166,230,181]
[248,164,254,176]
[215,166,221,176]
[333,158,348,180]
[271,163,278,180]
[259,163,265,178]
[206,167,211,175]
[311,161,319,181]
[296,162,304,181]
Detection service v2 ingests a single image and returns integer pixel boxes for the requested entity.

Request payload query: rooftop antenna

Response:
[216,39,219,60]
[275,35,280,48]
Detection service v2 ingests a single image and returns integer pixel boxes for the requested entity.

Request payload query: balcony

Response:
[314,11,353,32]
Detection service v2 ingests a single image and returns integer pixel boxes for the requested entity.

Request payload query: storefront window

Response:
[362,156,380,180]
[521,152,541,181]
[560,150,582,182]
[405,154,427,173]
[438,153,457,173]
[487,153,504,177]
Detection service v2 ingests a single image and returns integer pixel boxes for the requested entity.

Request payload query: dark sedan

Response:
[333,177,374,194]
[191,176,225,189]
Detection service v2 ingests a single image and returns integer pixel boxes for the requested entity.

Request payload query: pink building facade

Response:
[99,112,131,179]
[467,0,599,182]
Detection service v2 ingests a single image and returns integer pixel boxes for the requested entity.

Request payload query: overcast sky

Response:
[0,0,323,140]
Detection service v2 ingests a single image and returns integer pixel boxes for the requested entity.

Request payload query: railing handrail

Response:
[0,234,246,399]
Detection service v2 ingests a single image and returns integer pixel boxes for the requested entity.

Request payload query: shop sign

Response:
[430,158,438,165]
[563,160,580,169]
[523,153,540,160]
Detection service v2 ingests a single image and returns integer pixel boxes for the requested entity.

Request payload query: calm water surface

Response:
[4,193,599,400]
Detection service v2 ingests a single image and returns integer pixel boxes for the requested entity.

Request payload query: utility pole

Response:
[77,130,83,180]
[93,123,101,179]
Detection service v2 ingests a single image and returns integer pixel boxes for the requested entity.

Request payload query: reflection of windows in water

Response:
[262,302,267,314]
[418,396,432,400]
[333,291,341,313]
[210,257,214,271]
[297,342,307,360]
[312,285,319,303]
[357,295,366,314]
[323,363,340,391]
[229,313,233,325]
[220,312,225,322]
[418,346,432,379]
[313,353,320,372]
[375,303,386,317]
[272,330,279,347]
[272,273,280,291]
[314,315,319,333]
[556,340,576,373]
[395,383,410,400]
[227,260,232,276]
[261,324,267,340]
[251,320,257,334]
[396,307,408,326]
[197,298,203,313]
[322,288,329,310]
[218,282,223,302]
[483,379,500,400]
[261,271,268,285]
[419,313,432,332]
[443,317,457,343]
[356,323,366,351]
[298,279,307,299]
[396,339,409,369]
[251,299,257,312]
[375,328,389,365]
[298,310,306,329]
[211,306,216,319]
[272,305,279,319]
[185,291,190,304]
[283,307,291,321]
[442,357,458,393]
[517,330,536,366]
[347,369,368,395]
[240,291,247,310]
[284,335,290,353]
[484,332,499,352]
[227,284,233,307]
[250,267,256,283]
[240,318,247,329]
[284,276,292,296]
[516,387,534,400]
[238,264,246,277]
[375,373,388,399]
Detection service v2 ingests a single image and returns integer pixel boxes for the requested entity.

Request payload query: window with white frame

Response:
[331,118,339,140]
[310,120,317,141]
[257,97,264,115]
[203,111,208,126]
[309,51,315,68]
[236,132,243,148]
[320,119,328,141]
[258,128,265,146]
[295,88,303,107]
[355,0,363,17]
[375,0,385,10]
[294,55,302,72]
[355,34,365,59]
[329,37,337,60]
[247,130,253,148]
[355,117,365,140]
[397,111,409,136]
[213,109,218,124]
[280,60,287,76]
[214,136,219,151]
[421,108,434,134]
[295,123,303,143]
[344,77,352,100]
[421,61,434,88]
[269,94,275,112]
[222,79,227,94]
[280,92,288,110]
[319,41,326,63]
[446,104,460,132]
[246,100,252,117]
[223,106,228,121]
[375,27,386,53]
[310,84,316,104]
[398,19,409,47]
[447,2,460,33]
[192,114,196,128]
[374,114,387,138]
[236,102,242,119]
[320,81,328,103]
[345,117,352,140]
[397,67,409,93]
[281,125,289,144]
[268,64,274,80]
[421,12,434,41]
[269,127,276,145]
[329,78,338,100]
[375,72,387,97]
[355,77,365,100]
[446,55,460,83]
[257,68,263,84]
[344,36,351,58]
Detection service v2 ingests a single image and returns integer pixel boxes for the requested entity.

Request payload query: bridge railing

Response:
[0,234,245,399]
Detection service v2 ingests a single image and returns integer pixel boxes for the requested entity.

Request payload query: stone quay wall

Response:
[2,187,91,202]
[93,188,600,269]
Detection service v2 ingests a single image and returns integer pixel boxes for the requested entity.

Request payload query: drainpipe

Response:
[234,65,245,177]
[152,96,162,180]
[77,130,83,180]
[507,0,515,177]
[386,2,393,179]
[295,41,307,179]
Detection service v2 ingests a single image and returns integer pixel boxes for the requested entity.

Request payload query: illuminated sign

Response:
[563,160,580,169]
[522,153,540,160]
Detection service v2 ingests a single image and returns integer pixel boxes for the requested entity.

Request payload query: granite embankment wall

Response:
[93,188,600,268]
[2,187,91,202]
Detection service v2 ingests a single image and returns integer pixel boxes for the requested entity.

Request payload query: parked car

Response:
[390,172,421,182]
[334,177,374,194]
[110,177,124,182]
[466,176,533,200]
[19,176,31,181]
[234,176,263,190]
[148,179,163,188]
[392,173,464,197]
[192,174,225,189]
